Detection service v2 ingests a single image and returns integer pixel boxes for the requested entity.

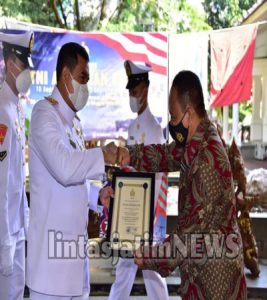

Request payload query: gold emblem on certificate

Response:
[107,172,155,255]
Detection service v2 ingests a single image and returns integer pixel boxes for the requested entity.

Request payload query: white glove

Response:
[0,245,14,276]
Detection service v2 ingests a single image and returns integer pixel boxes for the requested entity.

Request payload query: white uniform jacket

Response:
[27,86,105,296]
[0,81,28,250]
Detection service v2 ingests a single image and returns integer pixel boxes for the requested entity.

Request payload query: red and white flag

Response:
[210,24,258,108]
[154,172,168,226]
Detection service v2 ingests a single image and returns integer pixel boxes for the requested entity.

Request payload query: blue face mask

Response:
[168,110,188,146]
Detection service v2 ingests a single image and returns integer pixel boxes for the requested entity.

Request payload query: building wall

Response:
[251,59,267,143]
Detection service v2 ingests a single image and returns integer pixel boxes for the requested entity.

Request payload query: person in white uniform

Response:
[0,31,34,300]
[108,60,169,300]
[27,42,115,299]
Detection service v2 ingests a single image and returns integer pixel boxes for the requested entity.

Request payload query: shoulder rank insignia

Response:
[45,96,59,105]
[0,151,7,161]
[0,124,8,145]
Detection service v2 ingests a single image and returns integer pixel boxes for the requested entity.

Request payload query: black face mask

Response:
[168,111,188,146]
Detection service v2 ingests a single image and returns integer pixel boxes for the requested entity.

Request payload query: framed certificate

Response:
[107,172,155,255]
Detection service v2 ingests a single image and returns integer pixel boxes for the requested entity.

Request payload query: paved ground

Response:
[245,158,267,170]
[23,296,264,299]
[23,260,267,299]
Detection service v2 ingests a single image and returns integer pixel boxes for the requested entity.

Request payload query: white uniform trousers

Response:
[108,258,169,300]
[30,257,89,300]
[0,230,25,300]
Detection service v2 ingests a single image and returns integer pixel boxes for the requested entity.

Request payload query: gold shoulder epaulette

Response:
[45,96,59,105]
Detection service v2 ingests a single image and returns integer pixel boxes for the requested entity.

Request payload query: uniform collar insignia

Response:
[51,87,76,126]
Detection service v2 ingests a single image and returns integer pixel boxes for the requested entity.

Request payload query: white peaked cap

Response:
[124,60,152,89]
[0,31,33,48]
[0,31,34,67]
[125,60,152,75]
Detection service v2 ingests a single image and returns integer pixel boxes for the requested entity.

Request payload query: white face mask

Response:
[129,96,141,113]
[66,74,89,111]
[129,87,147,113]
[11,62,32,94]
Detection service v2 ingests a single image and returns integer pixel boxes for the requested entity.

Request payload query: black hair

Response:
[172,70,206,117]
[56,42,89,81]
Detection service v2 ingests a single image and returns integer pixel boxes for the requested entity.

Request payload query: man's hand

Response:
[99,186,113,209]
[102,142,117,165]
[117,147,130,167]
[103,143,130,167]
[105,142,117,154]
[134,246,145,270]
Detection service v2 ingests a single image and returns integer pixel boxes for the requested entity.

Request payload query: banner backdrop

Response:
[0,30,168,140]
[169,32,209,109]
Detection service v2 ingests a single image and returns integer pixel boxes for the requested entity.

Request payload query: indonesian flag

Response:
[210,24,258,108]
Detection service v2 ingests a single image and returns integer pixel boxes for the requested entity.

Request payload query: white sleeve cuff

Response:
[86,181,101,212]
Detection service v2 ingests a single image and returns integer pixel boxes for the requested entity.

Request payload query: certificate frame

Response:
[106,171,155,255]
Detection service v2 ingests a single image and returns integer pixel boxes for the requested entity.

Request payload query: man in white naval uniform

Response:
[0,31,34,300]
[27,43,115,299]
[108,60,169,300]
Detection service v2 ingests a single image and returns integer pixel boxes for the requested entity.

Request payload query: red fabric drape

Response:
[210,24,258,108]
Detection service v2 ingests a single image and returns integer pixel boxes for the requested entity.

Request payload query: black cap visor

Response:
[126,73,148,89]
[3,42,33,68]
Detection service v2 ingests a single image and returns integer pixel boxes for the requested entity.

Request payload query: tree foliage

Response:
[0,0,211,33]
[203,0,258,29]
[0,0,259,32]
[101,0,211,32]
[0,0,58,27]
